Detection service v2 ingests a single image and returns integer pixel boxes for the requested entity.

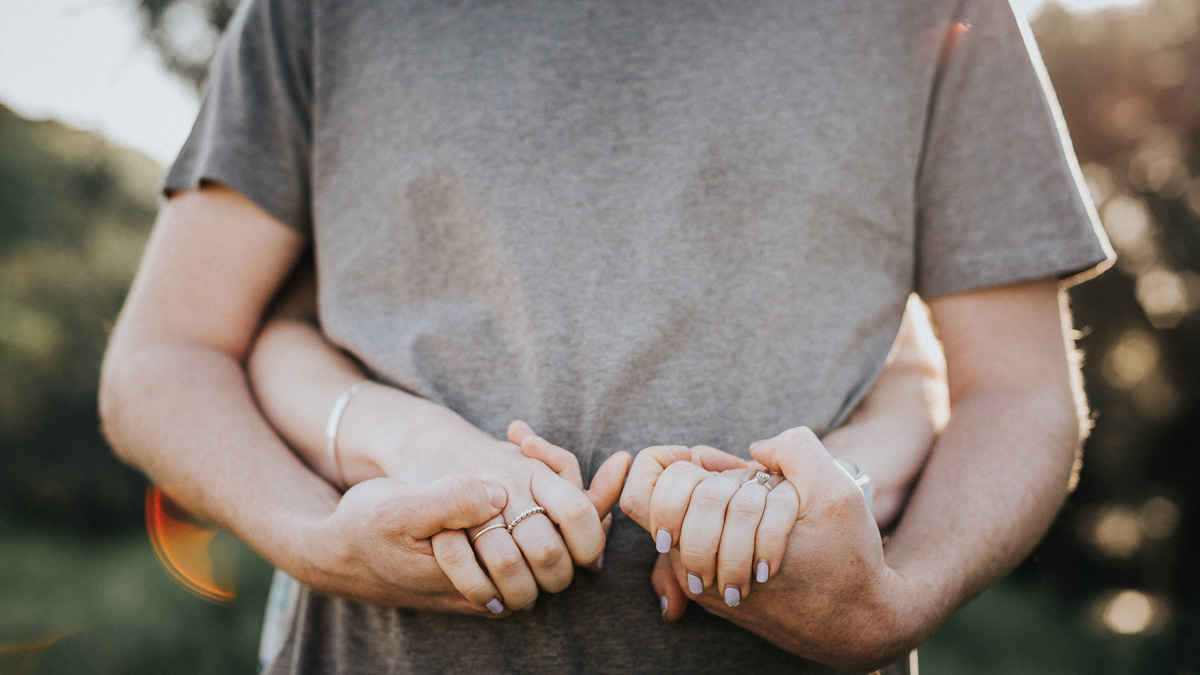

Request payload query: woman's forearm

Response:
[822,298,949,529]
[247,317,502,487]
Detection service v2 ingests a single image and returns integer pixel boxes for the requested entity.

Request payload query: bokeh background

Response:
[2,0,1198,672]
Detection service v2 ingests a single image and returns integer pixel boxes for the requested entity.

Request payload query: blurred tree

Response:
[135,0,238,91]
[1028,0,1200,670]
[0,104,159,532]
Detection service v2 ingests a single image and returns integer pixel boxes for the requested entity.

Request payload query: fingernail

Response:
[486,598,504,614]
[522,601,536,611]
[756,560,769,584]
[687,573,703,595]
[595,553,604,571]
[724,587,741,608]
[484,483,507,509]
[655,529,671,554]
[660,595,669,616]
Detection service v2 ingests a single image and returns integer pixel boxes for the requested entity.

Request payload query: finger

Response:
[509,420,584,488]
[652,551,688,622]
[431,529,506,615]
[586,450,631,518]
[688,445,749,472]
[754,480,800,585]
[469,517,539,610]
[402,475,508,539]
[620,445,694,529]
[716,478,770,607]
[508,513,574,594]
[585,513,614,573]
[648,461,711,554]
[531,472,605,569]
[678,472,742,593]
[750,427,845,500]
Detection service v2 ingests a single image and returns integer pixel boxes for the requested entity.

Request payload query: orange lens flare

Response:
[919,18,973,65]
[145,486,236,604]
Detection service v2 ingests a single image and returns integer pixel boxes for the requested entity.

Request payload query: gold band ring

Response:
[471,523,508,544]
[505,506,547,534]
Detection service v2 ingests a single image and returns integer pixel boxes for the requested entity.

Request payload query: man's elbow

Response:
[98,336,137,466]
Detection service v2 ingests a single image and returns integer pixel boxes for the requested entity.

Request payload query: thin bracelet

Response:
[325,380,371,490]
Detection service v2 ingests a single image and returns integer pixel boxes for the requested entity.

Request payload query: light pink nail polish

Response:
[486,598,504,614]
[655,529,671,554]
[756,560,769,584]
[595,553,605,571]
[687,573,703,595]
[660,595,669,615]
[724,587,741,608]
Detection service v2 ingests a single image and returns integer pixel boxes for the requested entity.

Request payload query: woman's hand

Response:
[658,428,911,671]
[620,444,802,612]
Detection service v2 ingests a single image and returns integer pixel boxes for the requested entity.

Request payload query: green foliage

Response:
[0,524,271,675]
[0,104,158,533]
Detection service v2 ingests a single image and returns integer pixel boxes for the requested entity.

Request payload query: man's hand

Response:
[302,474,516,615]
[659,427,914,671]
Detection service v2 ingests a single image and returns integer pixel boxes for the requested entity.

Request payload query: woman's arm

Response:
[246,292,628,610]
[822,296,949,530]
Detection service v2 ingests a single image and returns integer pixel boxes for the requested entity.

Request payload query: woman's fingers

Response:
[431,528,507,615]
[754,479,800,586]
[678,471,743,594]
[715,475,771,607]
[587,450,631,518]
[621,444,748,531]
[509,420,584,487]
[530,471,605,570]
[652,551,688,622]
[468,516,540,610]
[648,461,710,554]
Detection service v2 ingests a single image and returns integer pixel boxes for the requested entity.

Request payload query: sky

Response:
[1,0,1148,167]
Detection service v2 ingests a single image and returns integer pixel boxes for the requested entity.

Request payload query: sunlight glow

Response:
[145,487,235,604]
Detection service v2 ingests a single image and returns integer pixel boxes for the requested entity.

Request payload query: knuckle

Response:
[540,568,574,593]
[438,541,477,570]
[727,493,765,520]
[678,540,712,565]
[526,540,568,570]
[444,475,484,517]
[488,549,528,578]
[691,479,735,508]
[558,493,595,526]
[620,491,645,518]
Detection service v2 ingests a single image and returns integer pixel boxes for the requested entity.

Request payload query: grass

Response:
[0,524,270,675]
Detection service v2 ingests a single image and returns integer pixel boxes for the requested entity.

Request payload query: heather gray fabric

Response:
[167,0,1113,672]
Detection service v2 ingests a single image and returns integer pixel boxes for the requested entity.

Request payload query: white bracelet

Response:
[325,380,371,490]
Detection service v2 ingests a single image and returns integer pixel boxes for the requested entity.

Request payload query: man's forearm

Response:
[100,339,340,583]
[880,378,1081,640]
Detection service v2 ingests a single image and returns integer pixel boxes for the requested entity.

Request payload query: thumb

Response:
[404,475,508,539]
[587,451,631,518]
[749,427,843,497]
[652,552,688,622]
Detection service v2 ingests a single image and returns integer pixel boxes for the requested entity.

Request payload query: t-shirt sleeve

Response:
[914,0,1114,300]
[163,0,314,235]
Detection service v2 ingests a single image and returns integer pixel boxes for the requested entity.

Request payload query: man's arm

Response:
[664,278,1084,671]
[100,185,510,612]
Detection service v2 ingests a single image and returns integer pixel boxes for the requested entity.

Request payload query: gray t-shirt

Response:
[166,0,1112,672]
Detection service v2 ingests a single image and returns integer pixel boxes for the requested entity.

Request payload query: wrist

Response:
[339,385,512,483]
